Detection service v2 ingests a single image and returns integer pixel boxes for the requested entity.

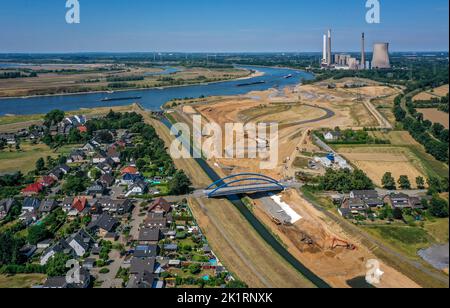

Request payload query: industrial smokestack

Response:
[327,29,332,65]
[361,33,366,69]
[372,43,391,69]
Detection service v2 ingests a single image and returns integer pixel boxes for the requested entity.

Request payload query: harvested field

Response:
[417,108,449,129]
[337,146,427,188]
[413,84,449,101]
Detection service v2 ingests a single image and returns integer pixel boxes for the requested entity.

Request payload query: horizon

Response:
[0,0,448,53]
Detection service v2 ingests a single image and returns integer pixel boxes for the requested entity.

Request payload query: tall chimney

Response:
[327,29,332,65]
[361,33,366,69]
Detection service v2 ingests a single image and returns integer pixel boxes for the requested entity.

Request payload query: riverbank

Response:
[0,67,260,101]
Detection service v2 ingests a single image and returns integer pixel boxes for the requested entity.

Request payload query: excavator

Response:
[331,238,356,250]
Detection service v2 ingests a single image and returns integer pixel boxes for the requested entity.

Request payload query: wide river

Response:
[0,66,313,116]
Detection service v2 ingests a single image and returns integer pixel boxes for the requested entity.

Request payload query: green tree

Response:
[225,280,248,288]
[188,263,202,275]
[46,253,71,277]
[63,174,88,195]
[169,171,192,195]
[416,176,426,190]
[0,232,24,265]
[428,195,449,218]
[398,175,411,190]
[382,172,396,190]
[393,207,404,220]
[35,158,45,172]
[44,110,65,128]
[27,224,51,245]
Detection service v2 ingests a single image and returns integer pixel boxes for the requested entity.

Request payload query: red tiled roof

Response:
[77,125,88,133]
[38,176,56,186]
[72,197,87,212]
[22,183,43,194]
[121,166,138,175]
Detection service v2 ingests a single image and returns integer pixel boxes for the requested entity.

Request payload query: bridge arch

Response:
[205,173,285,198]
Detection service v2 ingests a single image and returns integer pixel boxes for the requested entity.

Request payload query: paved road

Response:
[99,250,125,288]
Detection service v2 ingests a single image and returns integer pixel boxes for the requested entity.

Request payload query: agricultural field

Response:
[0,274,46,288]
[336,145,427,188]
[0,64,250,98]
[0,141,76,174]
[368,131,449,179]
[413,84,449,101]
[417,108,449,129]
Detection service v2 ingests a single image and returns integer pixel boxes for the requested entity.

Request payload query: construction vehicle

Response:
[331,238,356,250]
[271,216,282,226]
[300,232,314,245]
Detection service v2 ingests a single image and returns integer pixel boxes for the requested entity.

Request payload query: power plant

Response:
[372,43,391,69]
[320,29,390,70]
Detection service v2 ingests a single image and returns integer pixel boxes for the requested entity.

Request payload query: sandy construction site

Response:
[168,78,427,288]
[172,77,401,181]
[251,189,421,288]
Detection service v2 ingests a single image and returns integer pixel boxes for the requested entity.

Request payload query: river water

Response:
[0,66,313,116]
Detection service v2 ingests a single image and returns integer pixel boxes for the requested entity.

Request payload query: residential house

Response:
[121,173,144,186]
[38,176,56,188]
[22,197,41,212]
[126,180,148,197]
[144,212,170,228]
[384,193,413,209]
[121,166,139,175]
[68,197,88,217]
[20,244,37,259]
[37,239,52,250]
[82,141,98,154]
[149,197,172,214]
[43,268,90,289]
[67,149,86,163]
[19,210,39,226]
[0,133,17,145]
[38,199,58,214]
[67,229,94,257]
[127,257,156,289]
[86,182,107,196]
[88,213,119,237]
[138,228,161,245]
[323,131,340,141]
[350,190,383,208]
[95,198,132,215]
[95,162,114,175]
[133,245,159,258]
[22,183,44,196]
[93,150,108,164]
[107,147,121,163]
[40,239,74,265]
[61,197,74,212]
[0,198,14,220]
[339,198,368,218]
[49,164,70,180]
[99,173,115,187]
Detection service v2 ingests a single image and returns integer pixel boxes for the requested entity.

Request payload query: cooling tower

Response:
[372,43,391,69]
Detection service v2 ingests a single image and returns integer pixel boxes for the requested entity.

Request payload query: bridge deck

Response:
[204,183,285,197]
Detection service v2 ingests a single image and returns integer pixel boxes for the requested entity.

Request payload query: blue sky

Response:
[0,0,448,52]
